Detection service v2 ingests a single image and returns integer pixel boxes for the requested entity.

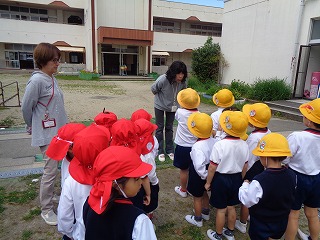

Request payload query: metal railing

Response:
[0,81,21,107]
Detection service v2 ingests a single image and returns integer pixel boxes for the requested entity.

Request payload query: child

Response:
[210,89,235,137]
[131,108,153,122]
[239,133,296,240]
[284,98,320,240]
[134,118,160,219]
[184,112,215,227]
[57,125,111,240]
[46,123,86,188]
[205,111,249,240]
[235,103,272,233]
[110,119,151,208]
[173,88,200,197]
[93,108,117,131]
[83,146,157,239]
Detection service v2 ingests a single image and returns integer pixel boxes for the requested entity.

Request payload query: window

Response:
[0,5,9,11]
[189,23,222,37]
[152,57,166,66]
[153,18,180,33]
[311,19,320,40]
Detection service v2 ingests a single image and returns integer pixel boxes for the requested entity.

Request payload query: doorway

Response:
[101,45,139,76]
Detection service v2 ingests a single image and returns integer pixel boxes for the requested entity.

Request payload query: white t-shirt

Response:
[210,107,224,132]
[174,108,198,147]
[284,129,320,175]
[140,136,159,185]
[210,137,249,174]
[57,176,92,240]
[190,137,216,180]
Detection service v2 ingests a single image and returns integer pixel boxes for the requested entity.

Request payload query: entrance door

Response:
[103,53,120,75]
[293,45,311,98]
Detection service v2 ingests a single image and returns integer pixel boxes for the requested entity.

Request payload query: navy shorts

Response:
[187,163,208,197]
[244,160,264,181]
[291,169,320,210]
[209,172,242,209]
[249,215,288,240]
[173,145,192,170]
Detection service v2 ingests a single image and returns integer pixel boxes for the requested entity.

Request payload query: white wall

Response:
[153,32,220,52]
[0,19,85,46]
[13,0,86,9]
[221,0,299,85]
[96,0,149,30]
[154,0,223,22]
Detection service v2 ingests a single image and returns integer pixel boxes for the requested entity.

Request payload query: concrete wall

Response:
[96,0,149,30]
[221,0,320,86]
[153,0,223,23]
[15,0,86,9]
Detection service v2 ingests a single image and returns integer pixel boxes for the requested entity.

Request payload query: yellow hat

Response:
[242,103,271,128]
[187,112,213,139]
[299,98,320,124]
[212,89,235,108]
[177,88,200,109]
[252,133,292,157]
[219,111,248,138]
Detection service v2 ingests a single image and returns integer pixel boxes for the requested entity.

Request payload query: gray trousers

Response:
[39,145,58,214]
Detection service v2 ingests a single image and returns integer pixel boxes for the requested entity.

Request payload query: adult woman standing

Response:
[151,61,187,162]
[21,43,68,226]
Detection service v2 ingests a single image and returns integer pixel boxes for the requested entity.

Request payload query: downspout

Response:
[91,0,96,71]
[289,0,305,87]
[148,0,152,74]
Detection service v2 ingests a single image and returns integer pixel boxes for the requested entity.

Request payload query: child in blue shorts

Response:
[235,103,272,234]
[239,133,296,240]
[173,88,200,198]
[284,98,320,240]
[184,112,216,227]
[205,111,249,240]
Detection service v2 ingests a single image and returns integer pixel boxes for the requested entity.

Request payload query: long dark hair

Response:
[103,177,129,214]
[166,61,188,84]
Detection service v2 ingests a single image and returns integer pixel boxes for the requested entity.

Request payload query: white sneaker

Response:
[158,154,165,162]
[222,228,235,240]
[41,210,57,226]
[297,229,309,240]
[235,219,247,233]
[185,215,203,227]
[174,186,187,198]
[168,153,174,161]
[193,209,210,221]
[207,229,222,240]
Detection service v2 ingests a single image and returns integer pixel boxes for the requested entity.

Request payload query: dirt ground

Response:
[0,74,310,240]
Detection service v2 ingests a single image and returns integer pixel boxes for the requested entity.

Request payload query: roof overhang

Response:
[152,51,170,56]
[57,46,85,52]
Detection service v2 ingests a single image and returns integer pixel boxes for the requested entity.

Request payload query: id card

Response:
[42,119,56,129]
[171,105,177,112]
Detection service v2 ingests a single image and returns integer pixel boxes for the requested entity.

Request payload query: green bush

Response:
[249,78,292,101]
[230,80,251,99]
[191,37,221,84]
[206,83,223,96]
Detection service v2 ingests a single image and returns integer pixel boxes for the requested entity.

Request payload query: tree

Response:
[191,37,222,84]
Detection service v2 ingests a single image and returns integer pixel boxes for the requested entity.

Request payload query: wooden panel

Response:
[97,27,153,46]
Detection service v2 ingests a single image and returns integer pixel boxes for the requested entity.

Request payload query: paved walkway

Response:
[0,116,305,178]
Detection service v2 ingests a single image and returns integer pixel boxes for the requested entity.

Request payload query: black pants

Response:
[154,107,175,155]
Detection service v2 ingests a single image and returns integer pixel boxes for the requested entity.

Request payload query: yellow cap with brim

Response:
[252,133,292,157]
[177,88,200,109]
[219,111,248,138]
[212,89,235,108]
[187,112,213,139]
[299,98,320,124]
[242,103,271,128]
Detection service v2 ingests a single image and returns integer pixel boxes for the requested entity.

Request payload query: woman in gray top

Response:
[21,43,68,226]
[151,61,187,162]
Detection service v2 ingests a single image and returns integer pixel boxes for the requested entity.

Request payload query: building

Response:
[221,0,320,98]
[0,0,223,76]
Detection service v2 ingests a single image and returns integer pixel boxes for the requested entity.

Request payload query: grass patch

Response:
[0,187,6,213]
[0,116,15,127]
[21,230,33,240]
[60,82,125,95]
[182,226,205,240]
[23,207,41,221]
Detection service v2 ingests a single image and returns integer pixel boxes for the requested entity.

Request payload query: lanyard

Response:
[172,82,179,104]
[38,77,54,108]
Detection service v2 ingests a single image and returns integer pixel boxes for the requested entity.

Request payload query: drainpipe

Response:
[289,0,305,87]
[91,0,96,71]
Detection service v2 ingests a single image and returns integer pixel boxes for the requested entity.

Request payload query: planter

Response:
[79,72,93,80]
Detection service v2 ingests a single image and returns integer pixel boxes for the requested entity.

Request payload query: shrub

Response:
[230,80,251,99]
[249,78,292,101]
[191,37,221,84]
[206,83,223,96]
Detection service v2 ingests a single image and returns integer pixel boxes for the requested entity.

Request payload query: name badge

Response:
[42,119,56,129]
[171,105,177,112]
